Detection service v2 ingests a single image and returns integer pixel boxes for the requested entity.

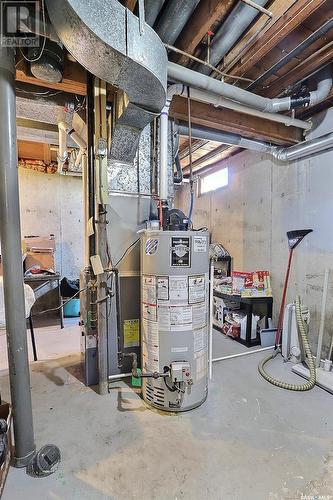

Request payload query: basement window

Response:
[200,167,229,194]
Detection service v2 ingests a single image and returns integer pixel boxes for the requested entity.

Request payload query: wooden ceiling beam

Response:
[170,0,235,66]
[170,96,302,146]
[16,59,86,95]
[223,0,299,71]
[263,42,333,97]
[119,0,137,11]
[229,0,328,78]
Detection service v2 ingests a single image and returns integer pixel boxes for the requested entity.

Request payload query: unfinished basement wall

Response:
[18,168,83,280]
[177,107,333,357]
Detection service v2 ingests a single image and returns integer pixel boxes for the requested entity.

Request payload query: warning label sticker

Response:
[142,275,157,304]
[124,319,140,348]
[142,319,159,372]
[142,343,159,372]
[188,274,206,304]
[193,328,206,353]
[142,303,157,322]
[157,304,193,331]
[192,302,207,329]
[169,276,188,303]
[193,236,207,253]
[170,305,192,331]
[157,276,169,301]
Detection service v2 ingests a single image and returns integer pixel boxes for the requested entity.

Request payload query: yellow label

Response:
[124,319,139,348]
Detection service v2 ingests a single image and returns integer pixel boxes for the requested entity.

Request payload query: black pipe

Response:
[86,72,96,257]
[247,17,333,91]
[290,95,311,109]
[173,154,183,185]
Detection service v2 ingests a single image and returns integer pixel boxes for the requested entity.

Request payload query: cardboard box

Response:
[24,235,56,272]
[25,251,55,271]
[24,235,55,253]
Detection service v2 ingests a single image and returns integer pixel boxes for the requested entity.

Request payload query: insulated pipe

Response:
[196,0,270,75]
[155,0,200,45]
[178,122,273,153]
[168,61,270,111]
[0,47,36,466]
[144,0,166,26]
[168,62,332,114]
[185,88,311,131]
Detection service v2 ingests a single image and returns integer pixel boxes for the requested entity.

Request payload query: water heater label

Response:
[193,236,207,253]
[170,237,191,267]
[157,277,169,300]
[169,276,188,303]
[188,275,205,304]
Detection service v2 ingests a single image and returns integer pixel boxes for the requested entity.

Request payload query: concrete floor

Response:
[1,325,333,500]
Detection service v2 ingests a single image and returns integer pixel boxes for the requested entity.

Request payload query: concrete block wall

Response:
[177,107,333,358]
[18,168,83,280]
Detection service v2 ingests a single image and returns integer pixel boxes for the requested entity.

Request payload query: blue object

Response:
[63,298,80,317]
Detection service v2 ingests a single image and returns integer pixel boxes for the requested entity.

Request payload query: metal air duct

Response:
[46,0,167,166]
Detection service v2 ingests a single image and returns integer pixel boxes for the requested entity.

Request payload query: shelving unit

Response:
[213,291,273,347]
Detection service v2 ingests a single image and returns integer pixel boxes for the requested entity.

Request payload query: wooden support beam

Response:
[183,146,240,175]
[170,0,235,66]
[229,0,327,78]
[170,96,302,146]
[16,60,86,95]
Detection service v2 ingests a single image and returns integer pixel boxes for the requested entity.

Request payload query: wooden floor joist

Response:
[170,96,303,146]
[16,60,87,96]
[229,0,328,78]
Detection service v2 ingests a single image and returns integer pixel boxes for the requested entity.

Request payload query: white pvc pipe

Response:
[209,263,214,380]
[212,345,274,363]
[316,269,330,368]
[189,88,311,131]
[57,125,67,172]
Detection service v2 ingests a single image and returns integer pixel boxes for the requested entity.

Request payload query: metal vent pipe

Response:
[196,0,270,75]
[144,0,166,26]
[155,0,200,45]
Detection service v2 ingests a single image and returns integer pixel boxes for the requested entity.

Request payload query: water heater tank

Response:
[141,229,209,411]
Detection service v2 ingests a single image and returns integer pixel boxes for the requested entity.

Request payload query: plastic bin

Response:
[260,328,277,347]
[63,298,80,317]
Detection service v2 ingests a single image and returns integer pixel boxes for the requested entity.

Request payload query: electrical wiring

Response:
[113,238,140,269]
[20,0,47,63]
[32,286,88,317]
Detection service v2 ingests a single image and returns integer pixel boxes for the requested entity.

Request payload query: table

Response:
[213,291,273,347]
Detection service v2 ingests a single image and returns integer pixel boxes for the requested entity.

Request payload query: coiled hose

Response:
[258,296,316,391]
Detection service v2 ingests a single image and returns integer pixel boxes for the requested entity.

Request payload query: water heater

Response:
[141,229,209,411]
